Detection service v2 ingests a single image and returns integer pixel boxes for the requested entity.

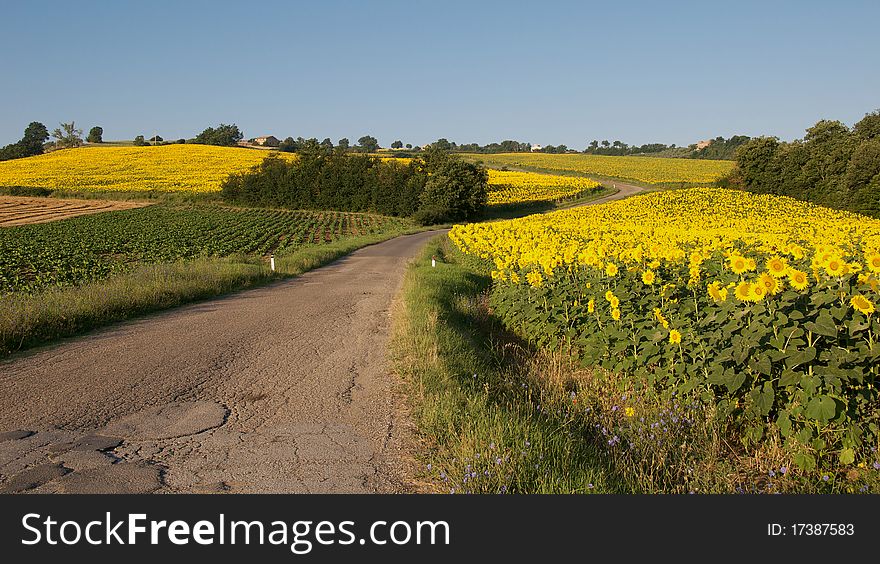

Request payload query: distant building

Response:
[253,135,280,147]
[530,144,543,152]
[695,139,712,150]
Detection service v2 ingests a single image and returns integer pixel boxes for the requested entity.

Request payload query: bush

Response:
[194,124,243,146]
[0,186,53,197]
[412,207,452,225]
[735,110,880,218]
[0,122,49,161]
[419,151,488,221]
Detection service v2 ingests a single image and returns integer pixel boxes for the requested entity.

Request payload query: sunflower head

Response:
[766,256,788,278]
[605,262,619,277]
[788,269,809,291]
[729,255,749,275]
[758,272,780,295]
[734,281,753,301]
[611,308,621,321]
[825,257,845,277]
[867,252,880,274]
[642,269,656,285]
[851,294,875,315]
[669,329,682,344]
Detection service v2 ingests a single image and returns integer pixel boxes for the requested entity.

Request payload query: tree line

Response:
[731,110,880,217]
[221,147,487,225]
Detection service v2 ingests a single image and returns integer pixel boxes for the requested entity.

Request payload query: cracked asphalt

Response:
[0,230,444,494]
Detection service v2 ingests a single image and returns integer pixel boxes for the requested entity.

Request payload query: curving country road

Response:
[0,230,444,493]
[0,178,647,495]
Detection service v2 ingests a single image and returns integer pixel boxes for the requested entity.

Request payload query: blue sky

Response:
[2,0,878,148]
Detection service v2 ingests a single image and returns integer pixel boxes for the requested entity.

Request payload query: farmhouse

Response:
[253,135,280,147]
[530,144,543,152]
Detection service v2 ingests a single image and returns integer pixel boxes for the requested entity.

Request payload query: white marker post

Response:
[270,254,276,272]
[432,255,437,268]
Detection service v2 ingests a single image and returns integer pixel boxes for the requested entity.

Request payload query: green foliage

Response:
[221,150,488,222]
[133,135,147,146]
[51,121,84,149]
[194,123,243,146]
[691,136,751,160]
[87,126,103,143]
[486,255,880,480]
[0,122,49,161]
[735,110,880,217]
[0,204,407,294]
[357,135,379,152]
[418,150,488,221]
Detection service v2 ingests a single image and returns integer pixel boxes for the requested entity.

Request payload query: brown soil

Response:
[0,196,150,227]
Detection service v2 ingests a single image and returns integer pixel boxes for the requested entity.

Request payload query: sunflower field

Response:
[450,188,880,476]
[486,170,602,205]
[0,145,296,193]
[468,152,734,185]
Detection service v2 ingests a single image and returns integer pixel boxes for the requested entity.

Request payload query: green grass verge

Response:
[391,235,628,494]
[0,226,423,360]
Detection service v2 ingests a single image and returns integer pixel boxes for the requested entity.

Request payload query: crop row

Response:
[0,205,406,293]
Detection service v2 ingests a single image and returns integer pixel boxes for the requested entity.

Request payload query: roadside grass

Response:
[0,226,422,360]
[391,235,629,493]
[394,237,880,494]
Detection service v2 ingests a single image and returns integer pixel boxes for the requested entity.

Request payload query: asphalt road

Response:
[0,230,444,493]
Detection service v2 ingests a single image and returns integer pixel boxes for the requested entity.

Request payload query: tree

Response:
[431,138,452,151]
[194,123,243,146]
[405,143,412,149]
[416,150,488,223]
[321,137,334,149]
[357,135,379,152]
[0,121,49,161]
[87,126,103,143]
[854,110,880,141]
[391,140,403,149]
[338,138,350,151]
[133,135,147,146]
[51,121,84,149]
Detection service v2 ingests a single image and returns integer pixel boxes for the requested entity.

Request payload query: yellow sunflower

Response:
[611,308,621,321]
[751,284,767,302]
[867,252,880,274]
[766,256,788,278]
[587,298,595,313]
[851,294,875,315]
[669,329,682,344]
[642,269,656,285]
[825,257,845,277]
[707,281,728,302]
[788,269,809,291]
[729,255,749,275]
[526,270,543,288]
[605,262,619,277]
[734,281,753,301]
[758,272,781,295]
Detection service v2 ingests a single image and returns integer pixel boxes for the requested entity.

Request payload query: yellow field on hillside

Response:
[466,153,735,185]
[487,170,601,205]
[0,145,295,193]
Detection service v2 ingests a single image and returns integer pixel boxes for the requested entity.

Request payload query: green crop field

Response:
[0,205,408,294]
